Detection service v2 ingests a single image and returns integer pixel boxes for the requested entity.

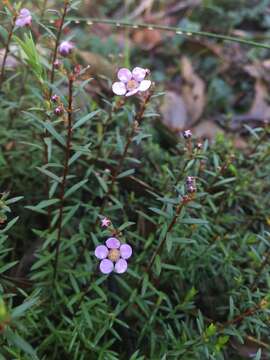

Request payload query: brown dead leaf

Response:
[160,91,188,132]
[0,48,19,69]
[248,79,270,121]
[193,120,224,140]
[132,29,162,51]
[181,56,206,124]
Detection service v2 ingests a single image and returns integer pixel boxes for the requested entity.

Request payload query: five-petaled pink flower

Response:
[112,67,151,97]
[15,8,32,28]
[59,41,74,57]
[101,217,111,228]
[95,238,132,274]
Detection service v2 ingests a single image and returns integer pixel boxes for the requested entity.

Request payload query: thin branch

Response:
[64,17,270,50]
[49,0,69,97]
[45,0,69,227]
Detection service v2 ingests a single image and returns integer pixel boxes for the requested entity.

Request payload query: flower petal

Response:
[132,67,146,82]
[139,80,151,92]
[95,245,109,259]
[117,68,132,82]
[112,82,126,95]
[125,89,139,97]
[100,259,114,274]
[106,237,120,249]
[20,8,31,16]
[120,244,132,259]
[115,259,128,274]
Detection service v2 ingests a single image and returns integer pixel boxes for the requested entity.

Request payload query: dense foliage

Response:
[0,1,270,359]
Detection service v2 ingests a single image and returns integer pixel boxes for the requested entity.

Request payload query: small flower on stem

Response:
[53,59,61,69]
[95,238,132,274]
[54,106,63,116]
[51,94,59,103]
[15,8,32,28]
[59,41,74,57]
[183,130,192,139]
[101,217,111,228]
[112,67,151,97]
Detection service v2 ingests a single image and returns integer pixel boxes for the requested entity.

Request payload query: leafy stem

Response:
[0,12,17,88]
[97,92,152,221]
[53,73,74,280]
[139,194,193,287]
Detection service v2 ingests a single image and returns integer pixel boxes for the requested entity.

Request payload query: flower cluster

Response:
[95,238,132,274]
[50,94,63,116]
[186,176,197,193]
[15,8,32,28]
[112,67,151,97]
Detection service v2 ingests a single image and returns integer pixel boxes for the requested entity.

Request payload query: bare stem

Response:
[53,74,74,280]
[49,0,69,97]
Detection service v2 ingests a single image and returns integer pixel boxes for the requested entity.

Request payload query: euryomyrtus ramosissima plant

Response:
[112,67,151,96]
[1,2,270,358]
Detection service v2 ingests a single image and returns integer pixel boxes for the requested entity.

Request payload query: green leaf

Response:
[5,328,39,359]
[117,168,135,179]
[72,110,100,130]
[37,167,61,183]
[0,216,19,234]
[0,261,18,274]
[64,179,88,198]
[12,297,38,319]
[42,122,66,147]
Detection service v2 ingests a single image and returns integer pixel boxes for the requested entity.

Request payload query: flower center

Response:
[127,79,139,91]
[108,249,120,262]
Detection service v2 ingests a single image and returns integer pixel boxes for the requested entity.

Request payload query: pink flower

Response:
[15,8,32,28]
[101,217,111,228]
[59,41,74,57]
[112,67,151,97]
[95,238,132,274]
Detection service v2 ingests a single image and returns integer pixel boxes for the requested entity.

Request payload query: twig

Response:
[53,74,74,280]
[65,17,270,50]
